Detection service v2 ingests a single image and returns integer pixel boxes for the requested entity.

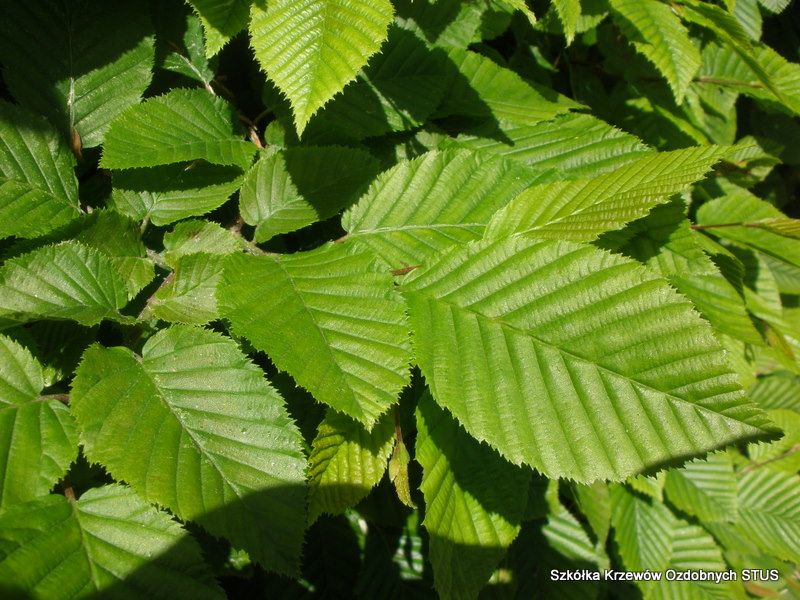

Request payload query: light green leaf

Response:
[748,409,800,472]
[240,147,379,243]
[485,145,729,242]
[403,237,776,482]
[552,0,581,44]
[0,0,154,148]
[416,393,528,600]
[394,0,504,48]
[0,485,224,599]
[342,149,548,267]
[249,0,394,135]
[737,469,800,563]
[733,0,762,40]
[610,0,701,103]
[0,335,76,513]
[664,452,738,523]
[436,48,579,125]
[444,112,653,179]
[752,218,800,239]
[543,498,610,570]
[111,162,245,226]
[163,219,243,261]
[70,326,307,574]
[696,189,800,269]
[163,14,218,85]
[188,0,251,57]
[151,253,225,325]
[0,101,80,239]
[220,244,411,427]
[0,242,130,326]
[101,89,257,169]
[749,371,800,411]
[611,484,739,599]
[307,409,394,523]
[497,0,536,24]
[758,0,791,12]
[388,436,415,509]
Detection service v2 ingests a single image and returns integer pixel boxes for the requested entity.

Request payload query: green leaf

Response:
[696,189,800,268]
[111,162,245,226]
[611,484,739,599]
[758,0,791,12]
[552,0,581,44]
[151,253,226,325]
[0,101,80,239]
[342,149,548,266]
[748,409,800,473]
[444,112,653,179]
[749,371,800,411]
[219,245,411,427]
[664,452,738,522]
[609,0,701,103]
[0,485,224,599]
[416,393,528,600]
[0,335,76,513]
[307,409,394,523]
[300,27,448,140]
[188,0,251,57]
[0,242,130,326]
[0,0,154,148]
[752,218,800,239]
[497,0,536,25]
[679,0,800,115]
[572,481,612,546]
[436,48,579,125]
[249,0,394,135]
[101,89,257,169]
[163,220,243,260]
[163,14,218,86]
[737,469,800,563]
[485,145,730,242]
[70,326,307,574]
[388,436,415,509]
[403,237,777,482]
[615,201,763,346]
[240,147,380,242]
[72,210,155,298]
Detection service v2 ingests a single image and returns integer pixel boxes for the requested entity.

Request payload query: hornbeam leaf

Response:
[0,242,130,326]
[70,326,307,574]
[403,237,777,482]
[219,245,411,427]
[307,409,394,523]
[249,0,394,135]
[342,149,549,266]
[737,469,800,563]
[101,89,257,169]
[416,394,528,600]
[696,189,800,269]
[610,484,740,599]
[240,146,380,242]
[152,253,226,325]
[436,48,579,125]
[609,0,701,103]
[485,146,730,242]
[444,113,653,180]
[111,162,245,226]
[163,220,243,259]
[0,102,80,239]
[0,0,154,148]
[552,0,581,44]
[0,335,77,513]
[664,452,738,523]
[0,485,224,599]
[188,0,251,57]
